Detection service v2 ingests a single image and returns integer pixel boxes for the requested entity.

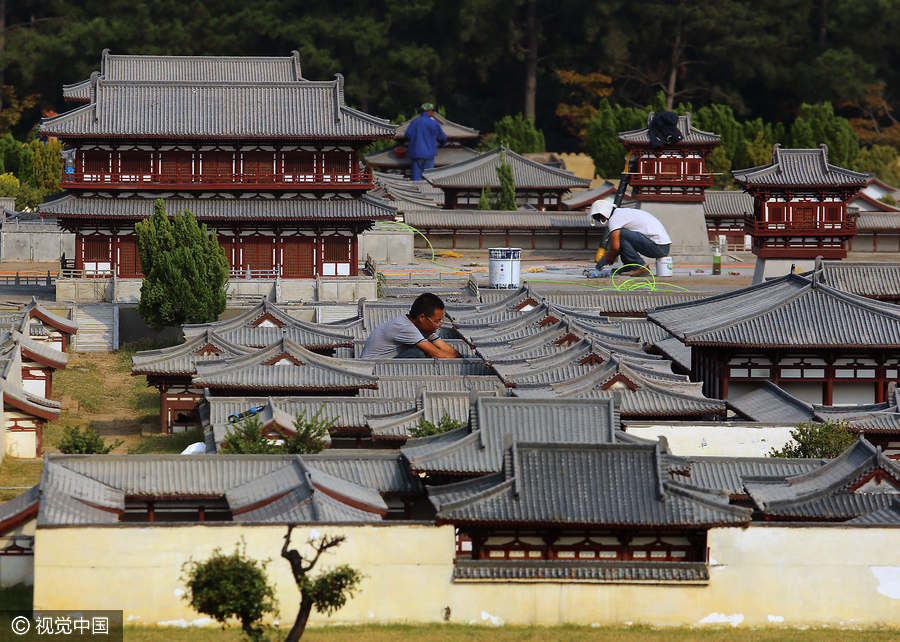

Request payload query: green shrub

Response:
[57,425,123,454]
[181,539,278,642]
[409,412,466,438]
[769,420,856,458]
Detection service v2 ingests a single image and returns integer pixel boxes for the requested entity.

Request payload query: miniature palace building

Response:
[39,50,397,279]
[733,144,869,281]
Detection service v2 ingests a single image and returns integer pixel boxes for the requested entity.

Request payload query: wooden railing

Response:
[229,267,282,280]
[61,168,373,190]
[0,271,57,286]
[629,173,714,186]
[59,268,114,279]
[743,215,855,236]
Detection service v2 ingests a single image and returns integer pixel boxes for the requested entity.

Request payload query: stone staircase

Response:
[72,304,118,352]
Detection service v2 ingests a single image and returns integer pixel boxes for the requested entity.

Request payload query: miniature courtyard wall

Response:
[33,522,900,627]
[0,220,74,262]
[358,228,414,264]
[0,519,34,588]
[625,421,796,457]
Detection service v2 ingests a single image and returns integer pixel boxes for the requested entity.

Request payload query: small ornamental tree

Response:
[492,154,517,210]
[408,412,466,438]
[220,408,334,455]
[769,420,856,458]
[57,425,123,454]
[281,525,363,641]
[27,138,63,195]
[477,187,493,210]
[136,199,229,330]
[181,539,278,642]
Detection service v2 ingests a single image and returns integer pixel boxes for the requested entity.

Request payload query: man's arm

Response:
[415,338,461,359]
[604,229,621,265]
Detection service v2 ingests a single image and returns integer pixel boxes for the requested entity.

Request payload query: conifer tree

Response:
[136,199,229,330]
[492,154,517,210]
[477,187,493,210]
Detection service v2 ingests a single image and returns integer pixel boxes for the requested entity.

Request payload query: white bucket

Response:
[488,247,521,288]
[655,256,674,277]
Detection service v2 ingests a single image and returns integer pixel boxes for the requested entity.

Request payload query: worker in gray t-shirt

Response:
[360,293,462,359]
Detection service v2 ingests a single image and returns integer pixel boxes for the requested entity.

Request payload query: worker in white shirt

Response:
[586,201,671,277]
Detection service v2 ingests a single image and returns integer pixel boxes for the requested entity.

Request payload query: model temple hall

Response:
[1,50,900,631]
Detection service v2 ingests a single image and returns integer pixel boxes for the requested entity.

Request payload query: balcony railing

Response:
[743,215,855,236]
[61,168,374,190]
[629,173,714,186]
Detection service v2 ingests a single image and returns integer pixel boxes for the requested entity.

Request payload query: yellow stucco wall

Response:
[33,524,900,628]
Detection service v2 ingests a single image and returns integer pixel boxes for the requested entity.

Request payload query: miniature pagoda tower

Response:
[617,113,721,256]
[40,50,396,280]
[733,144,869,282]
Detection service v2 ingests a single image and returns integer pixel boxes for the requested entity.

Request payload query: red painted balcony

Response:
[61,167,374,191]
[743,215,856,237]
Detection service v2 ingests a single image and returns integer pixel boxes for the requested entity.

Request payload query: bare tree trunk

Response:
[0,0,6,117]
[818,0,828,45]
[665,14,684,110]
[284,596,313,642]
[524,0,538,120]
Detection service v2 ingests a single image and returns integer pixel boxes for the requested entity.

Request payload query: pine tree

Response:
[493,153,517,210]
[477,187,494,210]
[136,199,229,330]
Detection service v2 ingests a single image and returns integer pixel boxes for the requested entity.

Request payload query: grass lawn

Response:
[121,624,900,641]
[0,340,200,503]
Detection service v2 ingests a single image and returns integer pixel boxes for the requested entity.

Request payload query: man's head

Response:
[408,292,445,334]
[588,200,616,226]
[420,102,435,115]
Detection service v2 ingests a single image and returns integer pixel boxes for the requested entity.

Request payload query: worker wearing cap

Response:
[405,103,447,181]
[587,201,671,277]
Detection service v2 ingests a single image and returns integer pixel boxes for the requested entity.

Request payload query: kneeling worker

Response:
[587,201,671,277]
[360,293,462,359]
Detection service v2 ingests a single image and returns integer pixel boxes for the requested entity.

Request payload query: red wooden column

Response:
[74,235,83,271]
[275,227,284,277]
[350,234,358,276]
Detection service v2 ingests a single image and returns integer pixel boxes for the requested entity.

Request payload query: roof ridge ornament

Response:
[90,71,101,122]
[333,73,344,122]
[290,50,301,80]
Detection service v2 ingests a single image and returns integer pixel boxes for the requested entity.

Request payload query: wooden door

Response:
[283,151,317,183]
[281,236,315,277]
[201,151,233,184]
[117,236,143,277]
[242,236,274,274]
[242,151,275,183]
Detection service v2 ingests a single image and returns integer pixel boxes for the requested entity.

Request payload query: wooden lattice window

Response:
[323,151,351,182]
[242,236,274,271]
[81,150,110,176]
[283,151,317,182]
[119,151,151,177]
[242,151,275,181]
[323,236,349,262]
[83,237,109,262]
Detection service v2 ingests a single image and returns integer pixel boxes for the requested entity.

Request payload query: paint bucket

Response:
[655,256,674,277]
[488,247,521,288]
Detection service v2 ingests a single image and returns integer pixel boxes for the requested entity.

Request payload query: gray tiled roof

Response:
[453,559,710,583]
[423,147,589,189]
[727,382,816,423]
[184,300,321,338]
[359,376,504,400]
[132,330,252,376]
[403,398,618,475]
[61,79,91,102]
[0,485,39,527]
[562,181,617,210]
[40,194,395,222]
[703,190,754,218]
[366,145,481,170]
[192,337,377,391]
[38,454,385,525]
[856,213,900,231]
[618,113,721,146]
[648,272,900,348]
[395,112,480,140]
[678,457,828,496]
[732,145,869,187]
[44,76,396,139]
[813,260,900,301]
[526,286,709,317]
[432,442,750,526]
[105,51,302,82]
[653,336,692,371]
[368,358,494,377]
[403,210,595,230]
[0,297,78,336]
[302,451,423,494]
[846,500,900,525]
[743,439,900,520]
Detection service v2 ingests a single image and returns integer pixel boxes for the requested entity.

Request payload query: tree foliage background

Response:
[3,1,900,182]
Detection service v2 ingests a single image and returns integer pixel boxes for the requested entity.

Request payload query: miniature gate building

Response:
[618,113,721,255]
[39,50,396,279]
[733,144,869,283]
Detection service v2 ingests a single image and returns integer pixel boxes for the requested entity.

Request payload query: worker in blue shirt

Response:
[405,103,447,181]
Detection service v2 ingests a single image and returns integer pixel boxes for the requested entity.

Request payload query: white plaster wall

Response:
[0,553,33,587]
[0,226,75,262]
[778,381,824,405]
[5,431,36,459]
[625,422,795,457]
[358,230,414,265]
[852,235,875,252]
[833,382,876,406]
[32,524,900,628]
[635,201,710,255]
